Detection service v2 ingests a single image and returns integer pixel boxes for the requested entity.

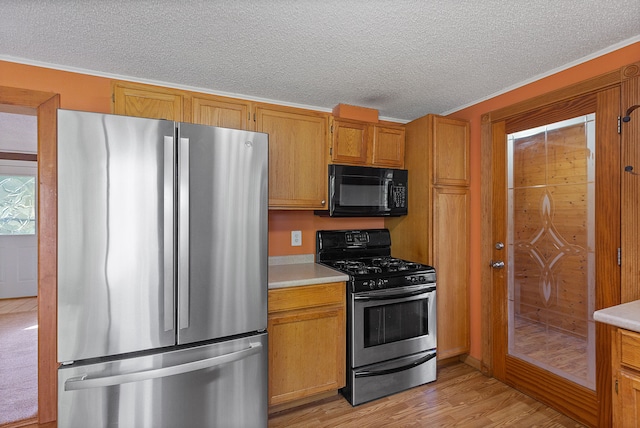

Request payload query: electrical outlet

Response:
[291,230,302,246]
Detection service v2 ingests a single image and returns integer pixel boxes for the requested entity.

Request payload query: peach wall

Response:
[1,61,112,112]
[448,41,640,360]
[269,211,382,256]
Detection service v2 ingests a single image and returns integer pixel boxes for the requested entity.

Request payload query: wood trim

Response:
[480,114,494,377]
[0,86,59,426]
[36,93,59,425]
[488,68,621,122]
[621,66,640,302]
[595,87,622,427]
[489,120,507,381]
[504,94,597,134]
[0,152,37,161]
[505,357,598,426]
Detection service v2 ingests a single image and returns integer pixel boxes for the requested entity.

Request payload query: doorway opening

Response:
[0,108,39,425]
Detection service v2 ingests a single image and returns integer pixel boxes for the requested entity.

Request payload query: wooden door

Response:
[490,89,620,427]
[112,81,183,120]
[433,117,470,186]
[191,95,252,130]
[255,104,329,209]
[331,119,368,165]
[371,125,405,168]
[432,186,470,359]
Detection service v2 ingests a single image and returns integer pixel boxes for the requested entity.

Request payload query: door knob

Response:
[491,260,505,269]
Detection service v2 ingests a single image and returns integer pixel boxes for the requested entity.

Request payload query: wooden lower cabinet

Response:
[432,187,470,359]
[613,328,640,427]
[267,282,345,411]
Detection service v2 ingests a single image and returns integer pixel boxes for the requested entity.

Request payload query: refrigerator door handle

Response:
[163,136,175,332]
[178,136,190,330]
[63,342,263,391]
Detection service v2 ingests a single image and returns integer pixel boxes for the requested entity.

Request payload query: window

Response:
[0,175,36,235]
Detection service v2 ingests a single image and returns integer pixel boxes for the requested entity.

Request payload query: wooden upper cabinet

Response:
[432,116,470,186]
[112,81,183,121]
[372,125,405,168]
[331,119,369,165]
[331,118,405,168]
[191,95,252,130]
[255,103,329,209]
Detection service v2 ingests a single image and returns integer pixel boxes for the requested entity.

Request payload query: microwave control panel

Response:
[392,186,407,208]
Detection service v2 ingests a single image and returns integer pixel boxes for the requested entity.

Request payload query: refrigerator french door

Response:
[57,110,268,428]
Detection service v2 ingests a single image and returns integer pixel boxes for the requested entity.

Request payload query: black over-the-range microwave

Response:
[314,164,408,217]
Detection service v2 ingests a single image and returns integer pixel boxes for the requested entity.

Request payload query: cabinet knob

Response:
[321,200,326,205]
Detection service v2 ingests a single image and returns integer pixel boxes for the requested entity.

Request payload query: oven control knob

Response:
[377,279,384,288]
[411,276,418,283]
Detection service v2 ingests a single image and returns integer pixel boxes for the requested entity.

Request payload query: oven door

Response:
[350,284,436,368]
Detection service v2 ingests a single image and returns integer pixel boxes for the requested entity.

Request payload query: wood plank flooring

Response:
[268,362,585,427]
[0,297,37,315]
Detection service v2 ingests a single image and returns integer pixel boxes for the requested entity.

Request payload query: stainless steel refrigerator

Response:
[56,109,268,428]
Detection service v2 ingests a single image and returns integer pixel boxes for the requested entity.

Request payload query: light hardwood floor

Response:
[0,297,37,315]
[268,361,585,427]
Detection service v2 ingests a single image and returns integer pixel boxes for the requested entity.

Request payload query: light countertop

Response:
[268,254,349,289]
[594,300,640,333]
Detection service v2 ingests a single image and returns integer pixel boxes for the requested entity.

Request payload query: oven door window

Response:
[363,298,429,347]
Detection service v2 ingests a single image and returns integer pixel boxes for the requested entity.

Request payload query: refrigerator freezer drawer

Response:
[58,333,268,428]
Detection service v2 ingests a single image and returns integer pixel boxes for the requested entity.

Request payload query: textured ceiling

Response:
[1,0,639,122]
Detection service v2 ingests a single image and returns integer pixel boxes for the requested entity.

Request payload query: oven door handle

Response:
[354,287,434,301]
[354,351,436,378]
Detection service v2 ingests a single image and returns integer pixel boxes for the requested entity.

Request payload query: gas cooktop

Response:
[316,229,436,292]
[323,257,429,276]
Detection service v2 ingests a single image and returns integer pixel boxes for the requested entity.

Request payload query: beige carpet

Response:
[0,311,38,425]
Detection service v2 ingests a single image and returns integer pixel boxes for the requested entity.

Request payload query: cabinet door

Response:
[112,81,183,121]
[432,187,470,359]
[616,370,640,428]
[268,305,345,406]
[372,125,405,168]
[432,116,470,186]
[191,95,252,130]
[331,119,368,165]
[255,104,328,209]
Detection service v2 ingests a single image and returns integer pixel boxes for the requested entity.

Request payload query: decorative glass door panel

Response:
[507,114,595,390]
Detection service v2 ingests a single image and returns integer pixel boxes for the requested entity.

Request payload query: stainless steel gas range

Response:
[316,229,437,406]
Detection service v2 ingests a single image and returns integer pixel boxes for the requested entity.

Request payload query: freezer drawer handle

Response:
[354,351,436,378]
[64,342,263,391]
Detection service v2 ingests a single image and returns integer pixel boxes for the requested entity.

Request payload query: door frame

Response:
[479,66,637,427]
[0,86,59,427]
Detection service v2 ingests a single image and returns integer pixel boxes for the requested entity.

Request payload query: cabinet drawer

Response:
[620,329,640,371]
[268,282,344,313]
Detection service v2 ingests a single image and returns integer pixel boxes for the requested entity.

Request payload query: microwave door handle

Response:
[387,180,393,208]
